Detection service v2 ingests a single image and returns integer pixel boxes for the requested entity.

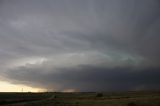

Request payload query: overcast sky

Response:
[0,0,160,92]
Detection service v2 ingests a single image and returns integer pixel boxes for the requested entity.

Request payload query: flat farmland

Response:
[0,91,160,106]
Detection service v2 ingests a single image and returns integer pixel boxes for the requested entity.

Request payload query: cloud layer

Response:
[0,0,160,91]
[6,64,160,91]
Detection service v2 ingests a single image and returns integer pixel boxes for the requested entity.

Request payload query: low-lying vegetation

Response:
[0,91,160,106]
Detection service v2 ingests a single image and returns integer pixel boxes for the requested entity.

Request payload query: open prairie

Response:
[1,1,160,106]
[0,91,160,106]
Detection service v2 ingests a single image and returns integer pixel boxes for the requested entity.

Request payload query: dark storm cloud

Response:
[6,65,160,91]
[0,0,160,91]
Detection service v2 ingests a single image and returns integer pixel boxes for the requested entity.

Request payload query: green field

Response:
[0,91,160,106]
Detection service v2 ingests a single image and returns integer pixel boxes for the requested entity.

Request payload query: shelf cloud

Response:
[0,0,160,91]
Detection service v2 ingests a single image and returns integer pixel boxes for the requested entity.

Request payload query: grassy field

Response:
[0,91,160,106]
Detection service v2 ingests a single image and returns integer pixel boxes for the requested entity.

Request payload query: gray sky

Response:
[0,0,160,91]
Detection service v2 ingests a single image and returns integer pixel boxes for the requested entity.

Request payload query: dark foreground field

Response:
[0,91,160,106]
